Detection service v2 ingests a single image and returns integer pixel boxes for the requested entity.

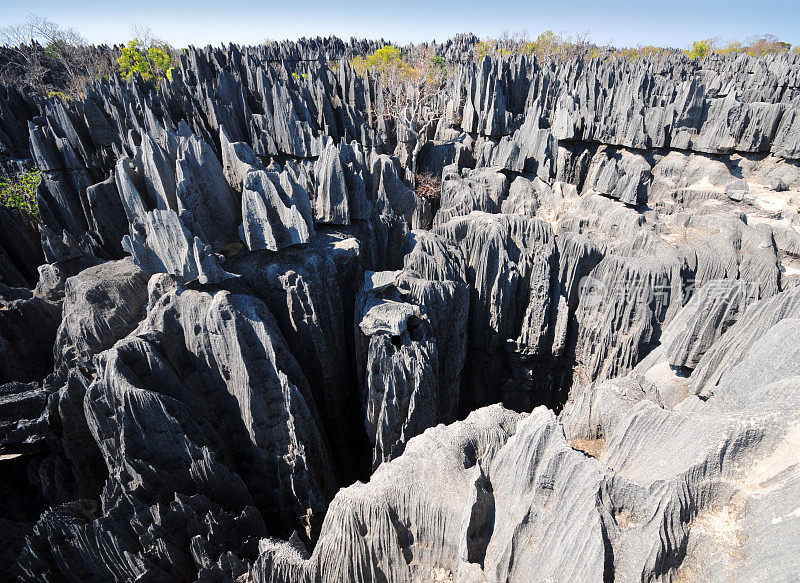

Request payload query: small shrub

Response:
[687,40,712,60]
[117,39,174,82]
[744,36,791,56]
[0,170,41,217]
[474,40,497,60]
[350,45,408,77]
[47,90,71,101]
[530,30,562,58]
[608,45,670,61]
[427,54,446,84]
[717,40,745,54]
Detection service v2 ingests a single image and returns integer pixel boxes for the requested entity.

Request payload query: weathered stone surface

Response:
[660,279,755,369]
[175,133,240,248]
[0,292,61,384]
[241,170,312,251]
[434,167,509,226]
[53,258,148,373]
[122,208,234,285]
[227,231,368,483]
[355,269,468,469]
[313,141,350,224]
[2,38,800,582]
[690,283,800,395]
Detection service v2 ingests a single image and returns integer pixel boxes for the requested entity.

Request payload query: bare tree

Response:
[0,14,97,93]
[374,45,447,144]
[414,171,442,200]
[0,15,117,95]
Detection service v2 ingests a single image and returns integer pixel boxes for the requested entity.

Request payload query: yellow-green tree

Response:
[687,40,712,60]
[117,39,173,82]
[348,45,446,142]
[350,45,408,77]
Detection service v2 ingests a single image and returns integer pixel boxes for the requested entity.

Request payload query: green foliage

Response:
[0,170,41,217]
[350,45,410,77]
[527,30,562,58]
[688,36,793,59]
[687,40,712,59]
[471,30,797,63]
[475,39,516,59]
[427,54,446,84]
[117,39,174,82]
[47,90,71,101]
[477,30,596,60]
[117,40,149,80]
[611,45,670,61]
[474,40,497,59]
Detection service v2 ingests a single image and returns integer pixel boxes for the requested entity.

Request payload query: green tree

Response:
[116,32,174,82]
[427,54,446,84]
[350,45,408,77]
[687,40,712,59]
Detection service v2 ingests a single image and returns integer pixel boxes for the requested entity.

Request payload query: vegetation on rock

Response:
[116,40,173,82]
[0,169,40,217]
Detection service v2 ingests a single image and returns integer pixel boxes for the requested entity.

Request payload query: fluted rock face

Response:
[660,278,755,369]
[241,170,313,250]
[53,258,148,374]
[402,228,467,283]
[431,212,559,406]
[1,37,800,581]
[251,343,800,583]
[100,285,336,531]
[250,405,524,583]
[355,269,468,469]
[0,292,61,384]
[434,167,509,226]
[582,146,652,205]
[122,207,235,284]
[573,252,684,384]
[690,283,800,395]
[500,175,541,217]
[313,142,350,224]
[227,231,368,483]
[0,382,49,456]
[0,208,45,288]
[17,283,339,581]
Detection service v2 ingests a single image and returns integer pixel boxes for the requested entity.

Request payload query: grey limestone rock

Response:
[53,258,149,373]
[122,208,235,285]
[434,167,509,227]
[4,38,800,582]
[241,170,312,251]
[690,283,800,395]
[660,278,755,369]
[313,141,350,224]
[355,269,468,468]
[175,133,240,248]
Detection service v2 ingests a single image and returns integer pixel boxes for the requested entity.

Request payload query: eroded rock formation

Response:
[1,37,799,581]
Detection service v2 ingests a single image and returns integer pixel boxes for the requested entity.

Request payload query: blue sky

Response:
[3,0,799,49]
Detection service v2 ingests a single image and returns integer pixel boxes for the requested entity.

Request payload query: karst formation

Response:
[1,35,800,582]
